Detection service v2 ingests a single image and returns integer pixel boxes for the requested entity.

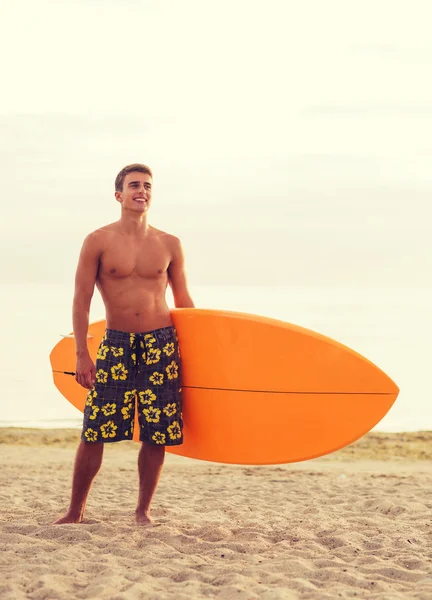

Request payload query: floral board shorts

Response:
[81,326,183,446]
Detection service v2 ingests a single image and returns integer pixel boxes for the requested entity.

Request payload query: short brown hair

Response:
[115,163,153,192]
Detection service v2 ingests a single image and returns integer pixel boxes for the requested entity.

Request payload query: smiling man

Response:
[54,163,195,526]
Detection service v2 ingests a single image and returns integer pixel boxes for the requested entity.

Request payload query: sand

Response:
[1,430,431,600]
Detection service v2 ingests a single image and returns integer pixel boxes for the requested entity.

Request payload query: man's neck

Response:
[119,211,150,236]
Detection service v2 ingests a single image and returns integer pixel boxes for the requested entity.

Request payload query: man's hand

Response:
[75,353,96,389]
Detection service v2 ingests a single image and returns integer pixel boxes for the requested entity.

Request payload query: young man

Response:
[54,163,194,526]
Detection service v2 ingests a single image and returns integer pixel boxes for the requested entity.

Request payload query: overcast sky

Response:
[1,0,431,287]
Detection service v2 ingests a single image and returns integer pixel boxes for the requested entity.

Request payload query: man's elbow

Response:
[73,287,94,311]
[174,293,195,309]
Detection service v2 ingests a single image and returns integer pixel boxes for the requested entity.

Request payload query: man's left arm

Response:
[168,236,195,308]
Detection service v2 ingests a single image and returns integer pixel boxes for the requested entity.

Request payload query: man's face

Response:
[115,171,152,213]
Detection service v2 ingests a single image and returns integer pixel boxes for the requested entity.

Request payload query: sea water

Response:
[0,282,430,432]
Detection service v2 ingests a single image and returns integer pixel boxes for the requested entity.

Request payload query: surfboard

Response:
[49,308,399,465]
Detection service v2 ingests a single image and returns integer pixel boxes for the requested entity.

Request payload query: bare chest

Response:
[99,237,171,280]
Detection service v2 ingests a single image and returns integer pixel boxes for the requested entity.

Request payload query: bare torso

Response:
[96,223,174,333]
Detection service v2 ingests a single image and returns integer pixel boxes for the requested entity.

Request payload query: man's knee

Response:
[139,441,165,455]
[79,439,104,455]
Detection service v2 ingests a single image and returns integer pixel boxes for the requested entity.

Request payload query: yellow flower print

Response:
[101,403,116,417]
[110,346,124,358]
[84,428,98,442]
[89,406,100,421]
[95,369,108,384]
[146,348,161,365]
[96,344,109,360]
[163,403,177,418]
[121,403,133,420]
[111,363,128,381]
[149,371,164,386]
[100,420,118,439]
[125,430,129,437]
[123,390,136,404]
[143,406,161,423]
[138,389,156,405]
[163,342,175,357]
[131,352,137,364]
[129,333,136,347]
[152,432,166,445]
[85,389,97,407]
[167,421,182,440]
[166,360,179,380]
[144,334,156,346]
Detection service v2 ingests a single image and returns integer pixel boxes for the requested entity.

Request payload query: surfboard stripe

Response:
[52,371,393,395]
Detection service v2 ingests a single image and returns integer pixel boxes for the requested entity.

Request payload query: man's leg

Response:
[53,440,104,524]
[136,442,165,525]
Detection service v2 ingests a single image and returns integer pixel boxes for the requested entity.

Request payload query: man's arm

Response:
[168,237,195,308]
[73,231,102,388]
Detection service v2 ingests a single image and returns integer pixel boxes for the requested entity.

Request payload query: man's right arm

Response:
[73,232,102,389]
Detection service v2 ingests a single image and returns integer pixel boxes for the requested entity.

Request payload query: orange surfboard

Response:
[49,309,399,465]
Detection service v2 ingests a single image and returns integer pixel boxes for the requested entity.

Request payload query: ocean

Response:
[1,282,430,433]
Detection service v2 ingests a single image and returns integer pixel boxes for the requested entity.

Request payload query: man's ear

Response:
[115,191,122,204]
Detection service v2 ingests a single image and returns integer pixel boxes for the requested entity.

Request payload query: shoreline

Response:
[1,428,431,462]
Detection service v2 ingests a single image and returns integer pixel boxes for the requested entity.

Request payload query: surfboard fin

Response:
[60,334,93,339]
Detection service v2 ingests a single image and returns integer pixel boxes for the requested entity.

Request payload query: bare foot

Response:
[53,512,83,525]
[135,512,160,527]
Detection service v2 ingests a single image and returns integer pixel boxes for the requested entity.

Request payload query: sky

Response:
[1,0,431,290]
[0,1,431,431]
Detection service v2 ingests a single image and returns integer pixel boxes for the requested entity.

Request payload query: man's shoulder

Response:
[150,227,181,247]
[94,221,120,234]
[82,223,118,248]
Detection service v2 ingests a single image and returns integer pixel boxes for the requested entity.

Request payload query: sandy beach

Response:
[1,429,431,599]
